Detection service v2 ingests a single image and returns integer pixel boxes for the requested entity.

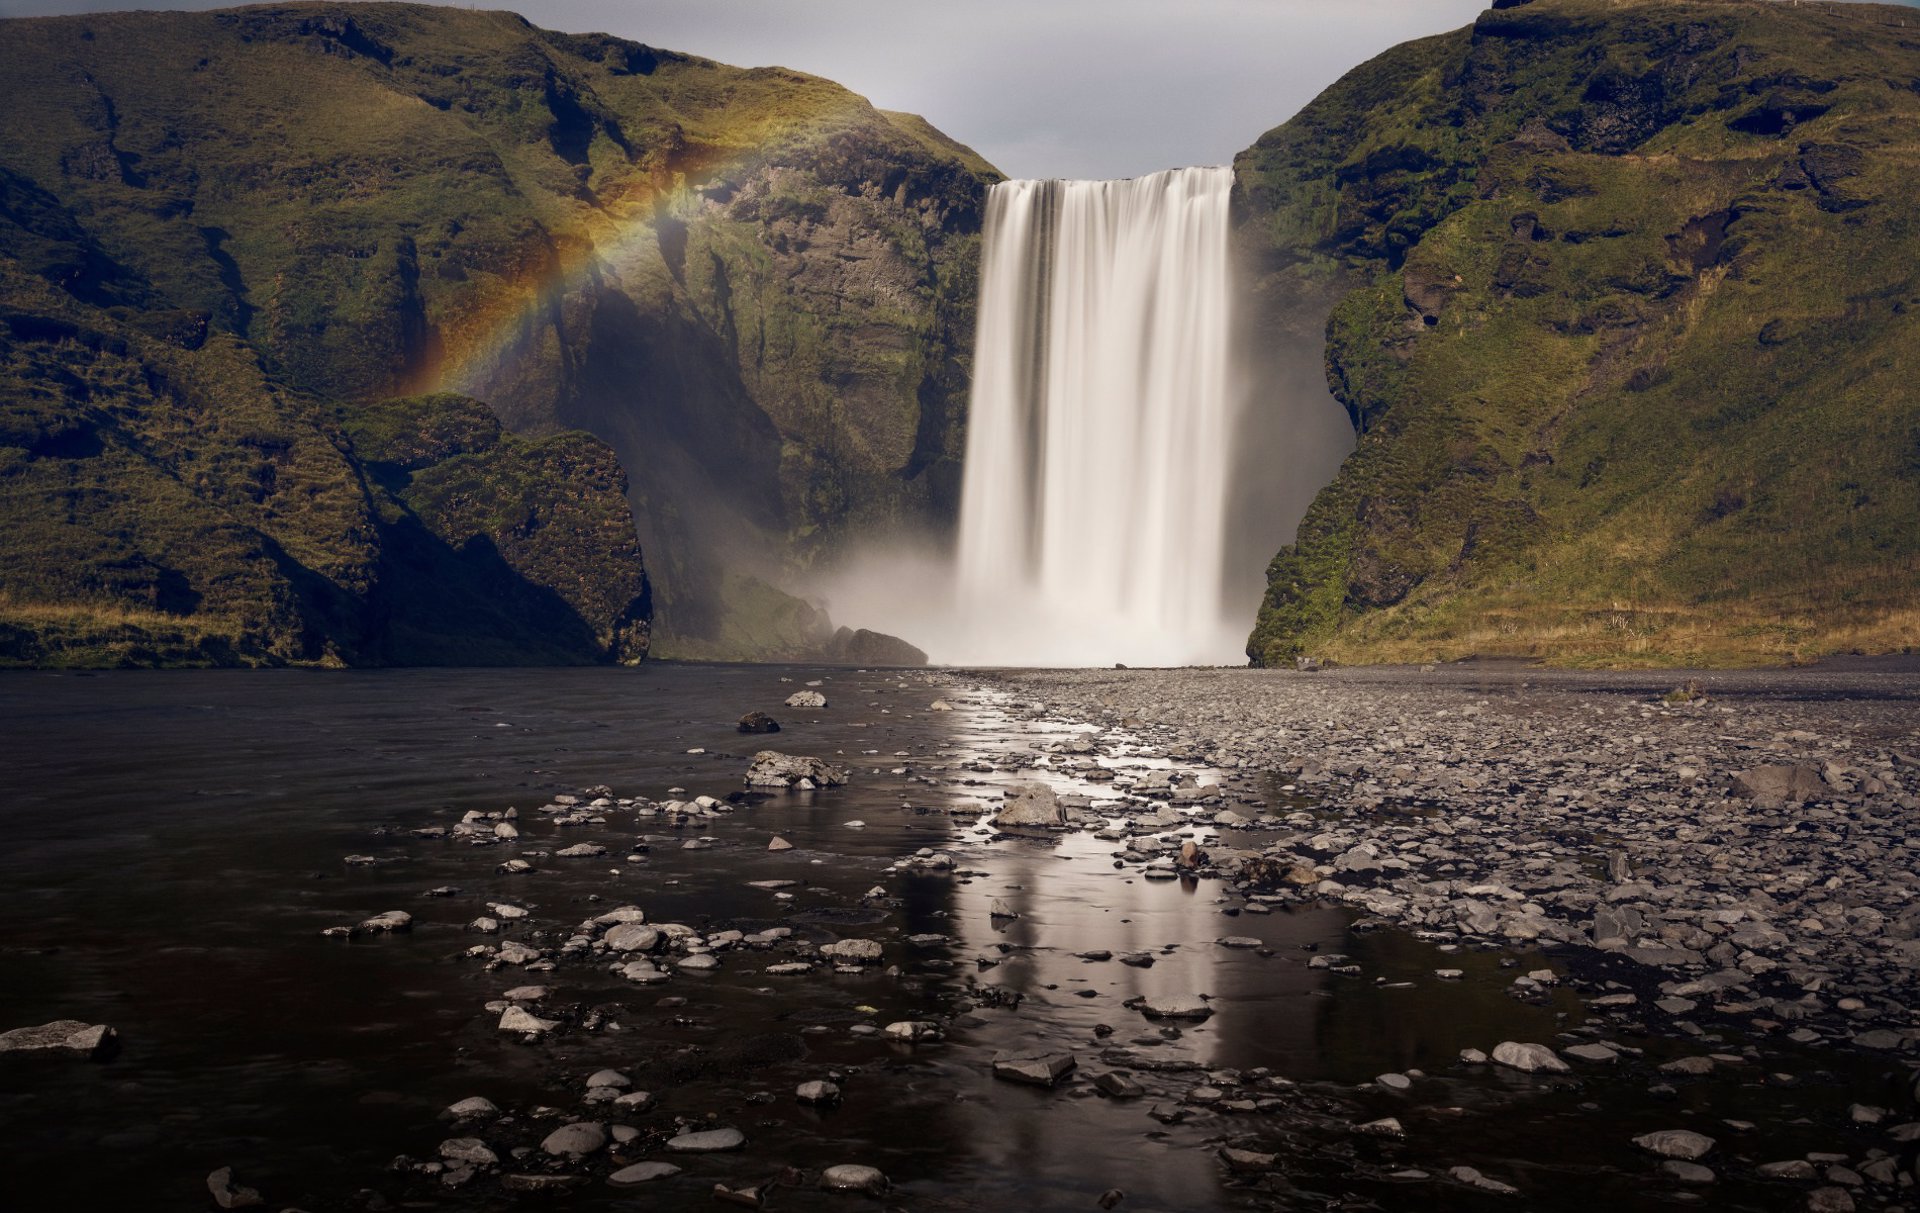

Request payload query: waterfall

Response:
[951,166,1243,666]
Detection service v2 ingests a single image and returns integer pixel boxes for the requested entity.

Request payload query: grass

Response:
[1243,0,1920,668]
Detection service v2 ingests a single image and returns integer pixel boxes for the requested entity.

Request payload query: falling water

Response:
[950,166,1243,666]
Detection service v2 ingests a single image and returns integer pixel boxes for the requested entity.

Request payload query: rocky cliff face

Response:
[1240,0,1920,667]
[0,2,996,663]
[0,263,650,667]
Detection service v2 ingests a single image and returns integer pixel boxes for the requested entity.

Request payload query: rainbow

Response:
[415,91,884,401]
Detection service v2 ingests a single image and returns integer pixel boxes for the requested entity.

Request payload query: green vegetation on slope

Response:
[1241,0,1920,667]
[0,259,650,667]
[0,2,998,663]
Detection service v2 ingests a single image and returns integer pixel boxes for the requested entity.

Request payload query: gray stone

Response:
[819,1164,889,1195]
[785,690,828,709]
[796,1079,841,1104]
[1490,1041,1569,1074]
[1730,764,1827,806]
[996,782,1083,828]
[498,1006,558,1035]
[1633,1130,1715,1160]
[443,1096,499,1120]
[745,750,848,788]
[540,1122,606,1157]
[439,1138,498,1166]
[206,1167,263,1210]
[0,1019,116,1060]
[666,1127,745,1152]
[608,1162,681,1187]
[1448,1166,1518,1195]
[1661,1161,1716,1184]
[1139,994,1212,1020]
[993,1050,1076,1086]
[819,938,884,964]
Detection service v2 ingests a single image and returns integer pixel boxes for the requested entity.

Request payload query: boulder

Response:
[1730,764,1826,806]
[737,711,781,734]
[993,1050,1076,1086]
[745,750,848,788]
[0,1020,116,1060]
[995,782,1084,828]
[1490,1041,1570,1073]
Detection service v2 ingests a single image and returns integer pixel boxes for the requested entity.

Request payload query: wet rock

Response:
[745,751,847,788]
[439,1138,498,1166]
[1634,1130,1715,1160]
[540,1122,606,1157]
[993,1050,1076,1086]
[1564,1044,1620,1064]
[666,1127,745,1152]
[819,938,883,965]
[995,782,1083,828]
[206,1167,263,1209]
[1490,1041,1569,1074]
[1807,1188,1857,1213]
[1449,1166,1518,1195]
[443,1096,498,1120]
[0,1019,116,1060]
[585,1069,629,1089]
[1759,1160,1818,1180]
[768,836,794,851]
[1356,1117,1406,1137]
[608,1161,681,1187]
[785,690,828,709]
[1139,995,1212,1021]
[1221,1147,1278,1172]
[796,1079,841,1104]
[1661,1161,1716,1184]
[498,1006,559,1035]
[1095,1072,1145,1099]
[883,1020,943,1042]
[604,924,661,952]
[502,1174,582,1193]
[819,1164,889,1195]
[501,985,548,1002]
[354,910,412,935]
[738,711,781,734]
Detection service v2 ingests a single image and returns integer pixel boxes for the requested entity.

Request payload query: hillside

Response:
[0,2,996,663]
[1239,0,1920,667]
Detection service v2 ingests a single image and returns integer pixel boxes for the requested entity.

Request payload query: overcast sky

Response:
[4,0,1913,179]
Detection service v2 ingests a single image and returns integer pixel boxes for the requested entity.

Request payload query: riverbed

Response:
[0,663,1914,1211]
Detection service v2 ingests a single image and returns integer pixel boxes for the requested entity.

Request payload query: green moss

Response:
[1244,0,1920,667]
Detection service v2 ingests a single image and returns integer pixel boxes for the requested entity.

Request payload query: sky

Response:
[0,0,1494,179]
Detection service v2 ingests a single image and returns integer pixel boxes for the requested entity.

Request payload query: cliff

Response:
[1239,0,1920,667]
[0,2,996,663]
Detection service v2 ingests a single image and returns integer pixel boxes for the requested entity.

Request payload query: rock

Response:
[1633,1130,1716,1160]
[995,782,1080,828]
[820,626,927,667]
[0,1019,116,1060]
[608,1161,681,1186]
[585,1068,629,1089]
[1220,1147,1278,1172]
[1449,1166,1518,1195]
[555,842,606,858]
[1564,1044,1620,1064]
[502,1174,582,1193]
[1490,1041,1570,1074]
[738,711,781,734]
[993,1050,1076,1086]
[1356,1117,1406,1137]
[501,985,548,1001]
[439,1138,498,1166]
[1376,1072,1412,1091]
[1661,1161,1716,1184]
[768,836,794,851]
[1758,1159,1816,1179]
[1807,1188,1856,1213]
[355,910,412,934]
[819,1164,889,1195]
[1095,1072,1145,1098]
[930,699,953,711]
[540,1122,606,1157]
[206,1167,263,1209]
[796,1079,841,1104]
[819,938,884,965]
[666,1127,745,1152]
[785,690,828,709]
[1730,764,1826,805]
[745,750,847,788]
[498,1006,559,1035]
[883,1020,943,1042]
[443,1096,499,1120]
[1139,994,1212,1021]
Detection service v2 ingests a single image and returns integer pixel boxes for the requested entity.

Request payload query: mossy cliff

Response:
[1240,0,1920,667]
[0,2,995,663]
